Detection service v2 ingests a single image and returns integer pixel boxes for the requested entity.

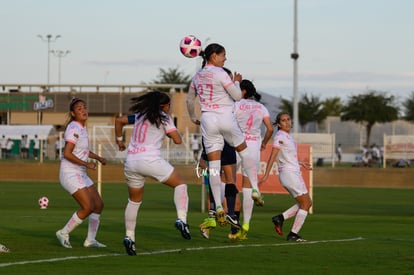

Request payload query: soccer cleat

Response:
[175,219,191,240]
[199,217,216,239]
[83,239,107,248]
[0,244,10,253]
[225,214,241,229]
[286,231,306,242]
[235,223,249,241]
[251,189,264,206]
[216,207,227,227]
[272,214,284,236]
[56,230,72,248]
[123,236,136,256]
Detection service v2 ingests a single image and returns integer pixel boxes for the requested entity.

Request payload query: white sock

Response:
[242,188,254,224]
[238,149,259,191]
[125,199,142,242]
[291,209,308,234]
[221,181,226,203]
[174,184,188,224]
[86,213,100,242]
[283,204,300,220]
[62,212,83,234]
[208,160,223,211]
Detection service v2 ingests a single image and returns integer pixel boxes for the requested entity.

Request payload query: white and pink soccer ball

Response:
[179,35,202,58]
[38,196,49,209]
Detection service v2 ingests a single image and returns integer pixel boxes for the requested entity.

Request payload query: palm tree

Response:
[322,97,342,116]
[341,91,399,147]
[153,67,191,92]
[402,91,414,121]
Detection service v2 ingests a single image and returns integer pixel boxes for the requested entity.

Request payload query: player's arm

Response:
[63,141,96,170]
[88,151,107,165]
[259,147,279,183]
[224,71,242,101]
[261,116,274,150]
[167,129,182,145]
[115,115,133,151]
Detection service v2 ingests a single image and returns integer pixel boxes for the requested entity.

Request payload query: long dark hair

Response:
[240,79,261,102]
[199,43,225,68]
[129,91,171,128]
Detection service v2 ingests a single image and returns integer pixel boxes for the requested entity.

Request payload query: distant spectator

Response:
[353,151,371,167]
[0,135,7,159]
[55,138,64,160]
[33,134,40,160]
[392,159,410,168]
[20,134,28,159]
[370,143,381,166]
[336,144,342,164]
[6,138,14,158]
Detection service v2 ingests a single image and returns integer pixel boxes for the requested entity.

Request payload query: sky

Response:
[1,0,413,103]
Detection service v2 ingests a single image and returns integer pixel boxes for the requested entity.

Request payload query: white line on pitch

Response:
[0,237,364,268]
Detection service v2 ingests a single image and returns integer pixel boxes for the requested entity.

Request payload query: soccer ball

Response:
[179,35,202,58]
[38,197,49,209]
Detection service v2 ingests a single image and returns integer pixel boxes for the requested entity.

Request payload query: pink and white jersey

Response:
[126,112,176,161]
[272,130,300,173]
[190,65,241,114]
[234,99,270,141]
[61,121,90,171]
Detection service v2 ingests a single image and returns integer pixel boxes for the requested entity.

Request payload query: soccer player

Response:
[234,79,274,240]
[115,91,190,256]
[56,98,107,249]
[186,43,263,226]
[199,140,241,239]
[260,112,313,242]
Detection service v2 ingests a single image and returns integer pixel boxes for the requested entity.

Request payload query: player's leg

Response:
[83,183,106,248]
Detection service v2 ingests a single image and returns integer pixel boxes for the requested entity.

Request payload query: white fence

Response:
[292,133,336,167]
[383,134,414,167]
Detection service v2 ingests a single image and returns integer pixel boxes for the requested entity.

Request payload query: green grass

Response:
[0,181,413,274]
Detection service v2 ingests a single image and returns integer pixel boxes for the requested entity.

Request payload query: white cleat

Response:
[83,239,107,248]
[0,244,10,253]
[56,230,72,248]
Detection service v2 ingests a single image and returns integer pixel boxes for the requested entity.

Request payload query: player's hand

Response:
[233,72,242,83]
[300,162,312,170]
[117,141,126,151]
[99,157,107,165]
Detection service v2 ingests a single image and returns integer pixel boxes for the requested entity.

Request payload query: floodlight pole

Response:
[51,50,70,86]
[292,0,299,134]
[37,34,61,87]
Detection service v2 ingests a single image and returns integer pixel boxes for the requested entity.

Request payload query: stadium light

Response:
[291,0,299,134]
[51,50,70,86]
[37,34,61,87]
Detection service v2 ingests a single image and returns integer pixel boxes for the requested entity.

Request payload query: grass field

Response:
[0,181,413,274]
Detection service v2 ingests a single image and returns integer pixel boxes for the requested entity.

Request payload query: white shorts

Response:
[59,169,94,195]
[279,171,308,198]
[124,157,174,188]
[201,112,245,154]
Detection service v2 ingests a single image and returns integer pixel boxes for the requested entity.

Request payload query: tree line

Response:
[153,67,414,147]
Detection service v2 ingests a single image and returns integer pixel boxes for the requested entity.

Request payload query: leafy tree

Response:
[402,91,414,121]
[322,97,342,116]
[279,93,327,131]
[341,91,399,147]
[153,67,191,92]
